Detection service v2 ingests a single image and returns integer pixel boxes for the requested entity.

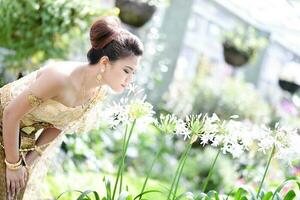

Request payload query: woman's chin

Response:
[111,86,125,93]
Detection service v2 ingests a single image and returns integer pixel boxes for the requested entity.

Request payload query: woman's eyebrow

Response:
[125,65,134,71]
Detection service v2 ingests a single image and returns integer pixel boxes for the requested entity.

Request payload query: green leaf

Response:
[273,193,281,200]
[174,192,194,200]
[272,179,300,200]
[134,190,162,200]
[56,189,84,199]
[207,190,220,200]
[262,191,273,200]
[234,188,247,200]
[103,176,112,200]
[225,189,235,200]
[118,191,133,200]
[194,192,208,200]
[77,190,100,200]
[283,190,296,200]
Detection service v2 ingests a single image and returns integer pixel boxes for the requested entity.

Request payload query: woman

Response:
[0,16,143,200]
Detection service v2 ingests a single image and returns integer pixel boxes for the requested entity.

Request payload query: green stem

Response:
[172,144,192,200]
[202,148,221,192]
[119,125,128,195]
[256,145,275,198]
[166,151,186,200]
[166,143,192,200]
[138,145,163,200]
[112,120,136,200]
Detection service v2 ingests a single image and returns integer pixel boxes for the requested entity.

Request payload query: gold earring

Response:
[96,74,102,81]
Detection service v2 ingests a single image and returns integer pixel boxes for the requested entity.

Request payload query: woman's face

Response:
[103,55,141,93]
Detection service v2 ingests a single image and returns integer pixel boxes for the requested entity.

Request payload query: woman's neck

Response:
[75,62,106,92]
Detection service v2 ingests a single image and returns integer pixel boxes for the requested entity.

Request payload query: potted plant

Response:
[115,0,158,28]
[278,62,300,94]
[278,79,300,94]
[222,26,267,68]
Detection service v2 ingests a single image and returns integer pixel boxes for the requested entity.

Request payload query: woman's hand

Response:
[6,166,28,200]
[24,150,38,168]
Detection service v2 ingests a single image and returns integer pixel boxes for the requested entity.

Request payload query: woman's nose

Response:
[125,74,134,83]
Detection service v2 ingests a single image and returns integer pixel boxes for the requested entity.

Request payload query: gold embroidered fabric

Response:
[27,93,43,107]
[0,69,107,132]
[0,65,108,199]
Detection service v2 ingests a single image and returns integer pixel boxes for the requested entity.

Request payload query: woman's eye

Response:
[123,69,129,74]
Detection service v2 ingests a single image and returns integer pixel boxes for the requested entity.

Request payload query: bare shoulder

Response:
[3,61,69,116]
[33,60,85,98]
[37,61,69,81]
[28,61,75,100]
[38,60,84,79]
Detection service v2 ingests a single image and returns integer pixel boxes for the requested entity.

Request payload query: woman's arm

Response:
[25,127,62,167]
[2,68,65,163]
[2,67,66,198]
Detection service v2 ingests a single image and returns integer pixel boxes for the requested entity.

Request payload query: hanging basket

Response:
[278,79,300,94]
[115,0,156,28]
[222,41,254,68]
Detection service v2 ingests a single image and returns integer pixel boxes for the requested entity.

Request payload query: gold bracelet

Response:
[6,164,23,171]
[5,157,23,171]
[34,145,43,156]
[4,157,22,168]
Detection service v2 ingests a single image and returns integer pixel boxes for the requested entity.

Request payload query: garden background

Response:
[0,0,300,199]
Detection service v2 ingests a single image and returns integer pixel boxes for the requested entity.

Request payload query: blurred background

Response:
[0,0,299,199]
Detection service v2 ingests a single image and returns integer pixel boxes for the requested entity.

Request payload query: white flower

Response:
[202,113,219,135]
[214,119,255,158]
[211,135,223,147]
[200,133,215,146]
[104,102,129,128]
[229,143,244,158]
[126,83,138,96]
[230,115,239,119]
[272,124,299,163]
[252,123,300,164]
[175,119,191,141]
[154,114,178,134]
[127,98,154,121]
[175,113,220,143]
[186,115,204,134]
[120,97,129,105]
[103,87,155,130]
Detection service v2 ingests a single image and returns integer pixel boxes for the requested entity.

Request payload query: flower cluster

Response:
[103,82,299,163]
[154,114,178,134]
[103,84,155,129]
[127,98,154,121]
[154,113,300,161]
[253,123,300,164]
[213,119,254,158]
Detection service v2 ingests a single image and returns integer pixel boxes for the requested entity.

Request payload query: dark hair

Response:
[87,16,144,65]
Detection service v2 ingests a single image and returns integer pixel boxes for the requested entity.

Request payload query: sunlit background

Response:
[0,0,299,199]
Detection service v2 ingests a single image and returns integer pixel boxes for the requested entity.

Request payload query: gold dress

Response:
[0,69,107,199]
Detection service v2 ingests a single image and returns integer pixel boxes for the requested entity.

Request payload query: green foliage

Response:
[184,147,238,193]
[177,179,300,200]
[191,62,271,123]
[54,97,297,200]
[52,172,165,200]
[165,57,271,124]
[0,0,116,69]
[222,26,268,59]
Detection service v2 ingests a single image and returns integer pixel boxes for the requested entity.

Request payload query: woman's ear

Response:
[98,56,110,66]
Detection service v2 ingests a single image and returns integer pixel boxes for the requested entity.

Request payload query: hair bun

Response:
[90,16,121,49]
